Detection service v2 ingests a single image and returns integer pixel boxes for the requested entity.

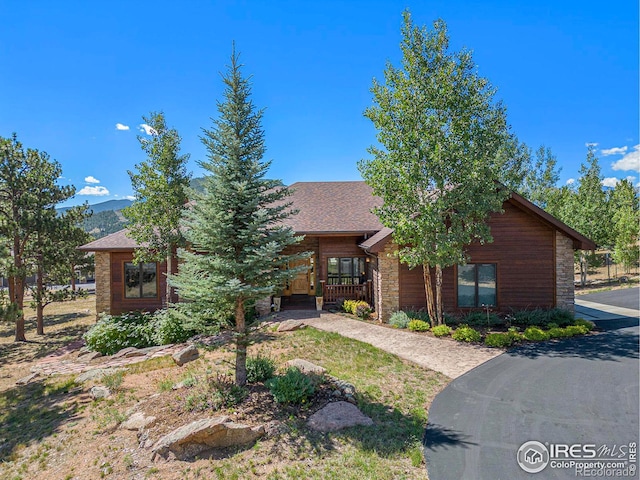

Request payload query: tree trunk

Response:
[165,246,176,307]
[9,275,26,342]
[435,264,443,325]
[580,252,587,287]
[234,298,247,386]
[36,264,45,335]
[70,265,76,292]
[423,263,436,326]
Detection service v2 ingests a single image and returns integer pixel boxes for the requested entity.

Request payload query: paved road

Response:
[579,286,639,310]
[424,290,639,480]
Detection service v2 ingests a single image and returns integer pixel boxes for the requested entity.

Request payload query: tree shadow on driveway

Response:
[505,316,639,362]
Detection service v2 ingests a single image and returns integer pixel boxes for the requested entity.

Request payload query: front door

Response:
[290,258,311,294]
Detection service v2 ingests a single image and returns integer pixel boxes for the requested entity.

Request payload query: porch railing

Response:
[322,280,372,305]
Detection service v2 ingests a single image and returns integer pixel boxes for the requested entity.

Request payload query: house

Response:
[79,181,595,320]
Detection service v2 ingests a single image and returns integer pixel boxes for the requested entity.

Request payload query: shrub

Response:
[343,300,370,316]
[406,310,431,323]
[547,327,571,338]
[452,325,481,343]
[407,319,430,332]
[246,354,276,383]
[484,333,514,348]
[84,312,155,355]
[573,318,595,331]
[101,370,125,391]
[389,311,411,329]
[266,367,315,405]
[207,374,248,410]
[563,325,589,337]
[355,303,373,319]
[547,308,574,327]
[523,326,550,341]
[507,330,524,343]
[546,322,559,330]
[461,311,502,327]
[431,324,452,337]
[511,309,550,327]
[151,309,196,345]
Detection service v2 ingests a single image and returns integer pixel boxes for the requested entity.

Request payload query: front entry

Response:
[290,258,311,294]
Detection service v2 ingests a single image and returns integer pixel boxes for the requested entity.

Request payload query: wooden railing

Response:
[322,280,372,304]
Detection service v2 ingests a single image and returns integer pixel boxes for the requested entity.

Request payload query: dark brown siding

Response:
[318,236,367,282]
[399,201,556,313]
[111,252,166,315]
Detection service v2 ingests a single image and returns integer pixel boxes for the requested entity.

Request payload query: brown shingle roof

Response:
[283,181,383,234]
[78,229,139,251]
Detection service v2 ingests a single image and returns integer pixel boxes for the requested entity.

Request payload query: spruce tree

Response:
[170,49,307,386]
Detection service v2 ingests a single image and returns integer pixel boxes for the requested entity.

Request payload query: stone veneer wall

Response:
[555,231,575,313]
[94,251,111,315]
[377,241,400,322]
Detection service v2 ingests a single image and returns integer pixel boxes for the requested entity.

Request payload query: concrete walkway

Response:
[575,298,640,320]
[275,311,502,379]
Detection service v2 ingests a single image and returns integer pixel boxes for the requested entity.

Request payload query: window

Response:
[124,262,158,298]
[457,264,496,307]
[327,257,367,285]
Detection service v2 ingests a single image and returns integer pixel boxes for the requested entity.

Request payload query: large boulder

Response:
[277,320,305,332]
[120,412,157,431]
[285,359,326,375]
[172,345,199,366]
[307,401,373,432]
[152,417,264,460]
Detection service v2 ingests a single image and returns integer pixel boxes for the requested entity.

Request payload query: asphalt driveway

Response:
[424,290,640,480]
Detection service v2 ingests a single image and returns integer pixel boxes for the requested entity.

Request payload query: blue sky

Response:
[0,1,637,207]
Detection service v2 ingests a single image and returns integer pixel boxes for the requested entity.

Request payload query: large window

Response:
[327,257,367,285]
[124,262,158,298]
[457,264,496,307]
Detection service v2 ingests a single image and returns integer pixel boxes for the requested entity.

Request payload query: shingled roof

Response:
[78,229,140,251]
[283,181,383,234]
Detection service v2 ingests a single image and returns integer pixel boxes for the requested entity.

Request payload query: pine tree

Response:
[170,49,308,385]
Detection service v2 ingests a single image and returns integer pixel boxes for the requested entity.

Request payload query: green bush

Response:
[563,325,589,337]
[407,319,430,332]
[573,318,595,331]
[452,325,481,343]
[84,312,155,355]
[207,374,247,410]
[389,311,411,329]
[266,367,315,405]
[511,309,550,327]
[523,326,550,341]
[546,322,559,329]
[431,324,452,337]
[151,309,196,345]
[461,311,502,327]
[406,310,431,323]
[484,333,514,348]
[246,354,276,383]
[355,303,373,319]
[547,327,571,338]
[343,300,370,316]
[547,308,575,327]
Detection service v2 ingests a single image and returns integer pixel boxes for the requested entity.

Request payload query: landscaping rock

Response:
[121,412,157,431]
[76,367,126,383]
[80,351,102,362]
[112,347,139,358]
[90,385,111,399]
[277,320,306,332]
[151,417,264,460]
[16,373,39,385]
[307,401,373,432]
[285,359,326,375]
[172,345,199,366]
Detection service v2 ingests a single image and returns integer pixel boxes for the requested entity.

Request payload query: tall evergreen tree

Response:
[123,111,191,306]
[358,12,511,325]
[170,50,307,385]
[0,134,75,341]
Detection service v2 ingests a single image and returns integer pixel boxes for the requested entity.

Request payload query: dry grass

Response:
[0,302,449,479]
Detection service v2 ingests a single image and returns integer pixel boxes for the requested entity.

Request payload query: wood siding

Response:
[318,236,367,283]
[110,252,166,315]
[399,201,556,313]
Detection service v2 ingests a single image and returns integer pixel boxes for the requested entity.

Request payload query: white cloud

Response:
[612,145,640,172]
[115,123,130,131]
[77,186,110,196]
[601,146,628,156]
[585,142,599,147]
[124,195,136,201]
[138,123,158,136]
[625,176,637,183]
[566,178,575,185]
[602,177,619,188]
[84,175,100,184]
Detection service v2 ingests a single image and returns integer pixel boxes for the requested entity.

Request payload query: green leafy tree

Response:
[28,205,91,334]
[359,12,511,325]
[520,145,561,208]
[123,111,191,306]
[170,49,308,385]
[0,134,75,341]
[609,179,639,271]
